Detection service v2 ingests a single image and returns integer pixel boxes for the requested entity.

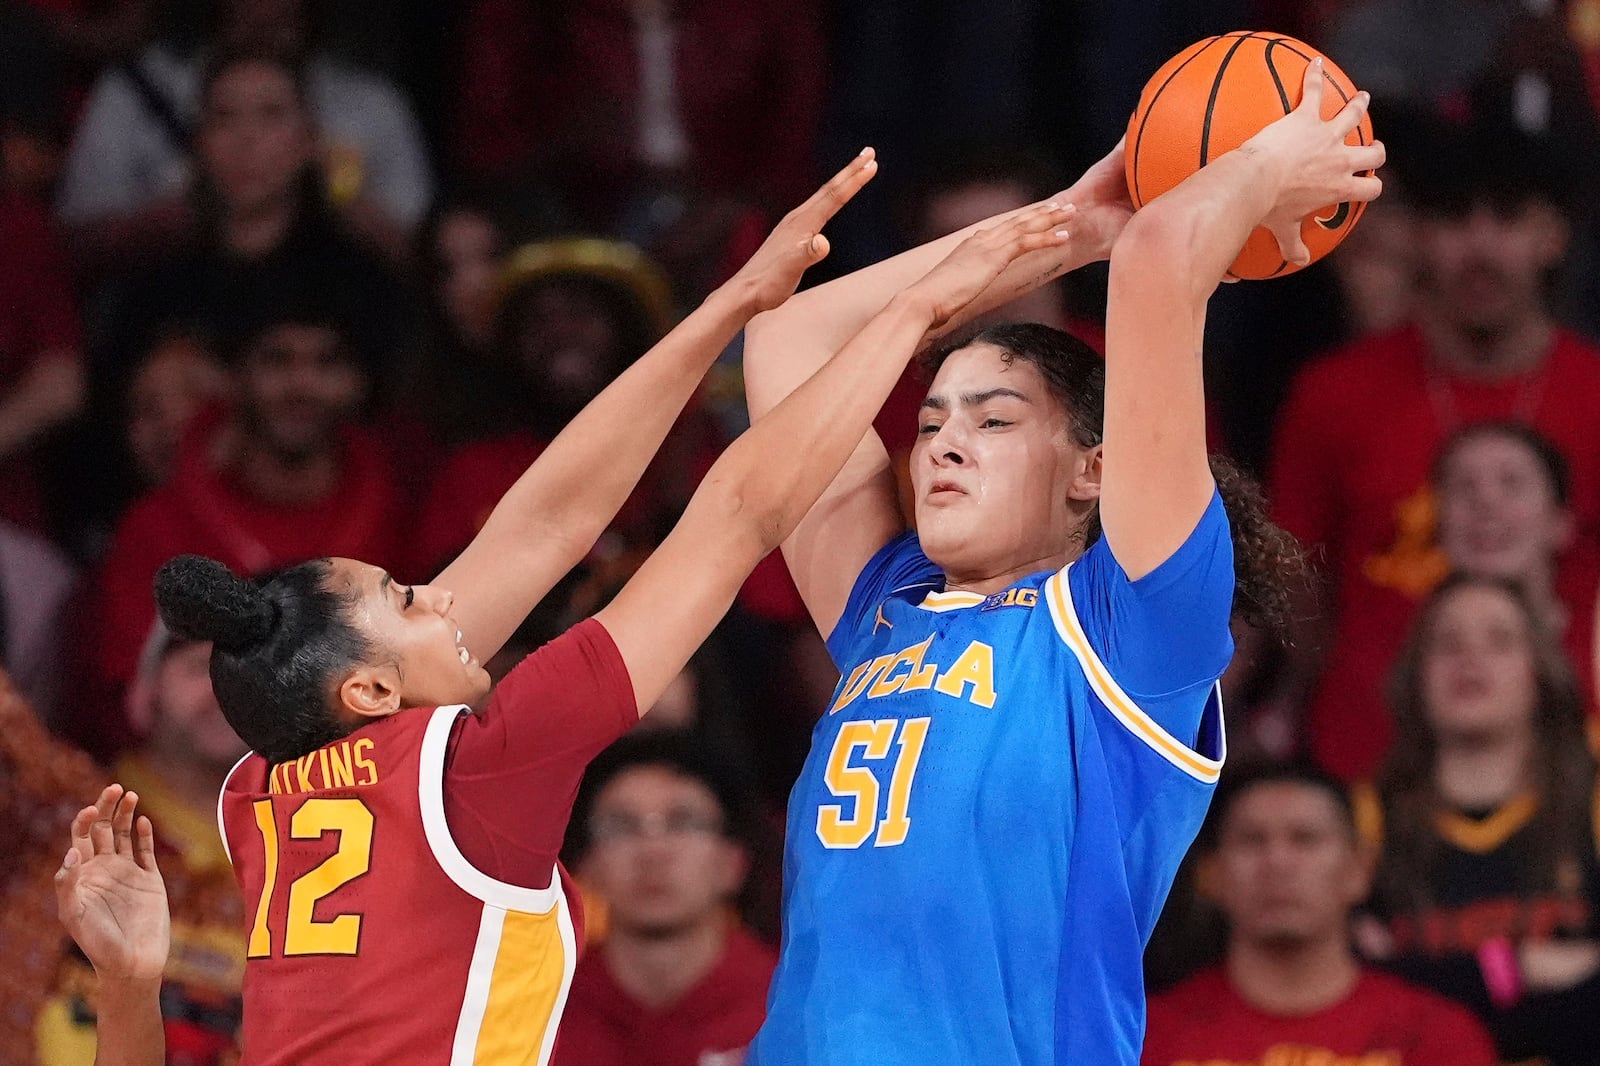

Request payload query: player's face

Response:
[1419,584,1539,741]
[1213,783,1367,947]
[199,61,316,215]
[581,766,745,937]
[911,345,1093,580]
[1435,434,1571,583]
[151,640,247,767]
[1418,201,1566,335]
[334,560,493,710]
[238,324,365,461]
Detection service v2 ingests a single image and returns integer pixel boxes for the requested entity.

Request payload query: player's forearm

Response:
[702,294,935,562]
[1111,147,1280,309]
[92,977,164,1066]
[746,208,1088,421]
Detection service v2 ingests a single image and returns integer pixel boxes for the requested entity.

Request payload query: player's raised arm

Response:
[1101,60,1384,579]
[435,150,878,663]
[599,205,1075,712]
[55,785,169,1066]
[744,145,1134,636]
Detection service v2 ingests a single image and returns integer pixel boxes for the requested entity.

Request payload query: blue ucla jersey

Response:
[747,490,1235,1066]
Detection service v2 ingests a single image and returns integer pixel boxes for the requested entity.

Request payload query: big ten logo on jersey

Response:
[829,637,998,715]
[267,736,379,795]
[980,586,1038,611]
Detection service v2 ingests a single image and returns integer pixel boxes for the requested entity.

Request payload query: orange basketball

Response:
[1125,31,1374,280]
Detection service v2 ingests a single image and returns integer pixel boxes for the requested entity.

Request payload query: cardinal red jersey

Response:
[1141,967,1497,1066]
[219,620,638,1065]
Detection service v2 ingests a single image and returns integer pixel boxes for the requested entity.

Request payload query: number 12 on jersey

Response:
[816,717,931,849]
[248,797,374,958]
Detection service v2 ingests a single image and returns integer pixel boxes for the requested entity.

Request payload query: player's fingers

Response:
[135,815,161,874]
[1011,227,1074,256]
[997,202,1075,240]
[807,233,831,263]
[796,148,877,222]
[1333,89,1370,137]
[1272,222,1312,267]
[68,806,97,865]
[113,790,138,856]
[1349,140,1386,174]
[1346,174,1384,204]
[1298,57,1326,115]
[89,784,124,855]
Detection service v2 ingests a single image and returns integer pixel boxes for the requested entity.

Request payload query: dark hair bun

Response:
[154,555,276,652]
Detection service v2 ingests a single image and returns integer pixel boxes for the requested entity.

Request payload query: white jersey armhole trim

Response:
[216,750,256,866]
[1045,569,1225,783]
[419,705,564,912]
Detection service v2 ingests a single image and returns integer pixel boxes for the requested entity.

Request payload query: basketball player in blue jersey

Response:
[742,62,1384,1065]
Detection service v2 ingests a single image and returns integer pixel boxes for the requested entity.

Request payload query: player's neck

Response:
[1434,727,1534,812]
[944,548,1074,597]
[603,911,730,1011]
[1421,308,1553,382]
[1226,933,1360,1017]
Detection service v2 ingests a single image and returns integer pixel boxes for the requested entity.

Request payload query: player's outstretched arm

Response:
[746,143,1133,636]
[55,784,169,1066]
[599,205,1075,712]
[1101,60,1384,580]
[436,150,878,663]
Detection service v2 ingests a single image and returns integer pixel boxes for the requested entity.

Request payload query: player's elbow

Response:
[692,471,786,562]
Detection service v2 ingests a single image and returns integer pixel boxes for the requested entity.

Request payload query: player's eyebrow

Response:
[379,572,393,594]
[919,387,1031,411]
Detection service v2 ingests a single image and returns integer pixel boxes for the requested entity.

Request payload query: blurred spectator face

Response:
[237,323,364,461]
[199,60,316,217]
[1419,583,1539,740]
[582,765,746,936]
[645,666,699,730]
[1331,199,1417,336]
[133,640,245,767]
[916,180,1036,245]
[1212,782,1368,947]
[1435,430,1573,581]
[128,334,228,485]
[917,180,1063,329]
[1418,200,1567,335]
[435,209,501,347]
[508,279,630,418]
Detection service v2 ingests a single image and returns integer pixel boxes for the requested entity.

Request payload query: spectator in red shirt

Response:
[1143,762,1497,1066]
[412,238,716,577]
[559,732,775,1066]
[0,186,83,534]
[82,297,402,756]
[1267,118,1600,780]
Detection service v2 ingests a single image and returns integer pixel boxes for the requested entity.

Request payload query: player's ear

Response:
[339,663,402,721]
[1067,443,1103,503]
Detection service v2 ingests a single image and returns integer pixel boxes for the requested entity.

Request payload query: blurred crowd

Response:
[3,0,1600,1063]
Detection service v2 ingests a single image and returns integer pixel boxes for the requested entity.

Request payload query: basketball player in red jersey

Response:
[59,151,1080,1063]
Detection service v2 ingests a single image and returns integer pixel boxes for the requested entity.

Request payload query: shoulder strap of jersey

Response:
[417,704,567,913]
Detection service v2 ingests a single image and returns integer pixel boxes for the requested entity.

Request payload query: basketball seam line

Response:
[1130,34,1236,207]
[1200,35,1256,168]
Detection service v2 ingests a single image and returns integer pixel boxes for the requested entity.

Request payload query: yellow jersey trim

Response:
[1044,570,1224,784]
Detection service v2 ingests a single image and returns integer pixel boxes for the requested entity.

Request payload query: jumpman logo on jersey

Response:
[873,603,894,634]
